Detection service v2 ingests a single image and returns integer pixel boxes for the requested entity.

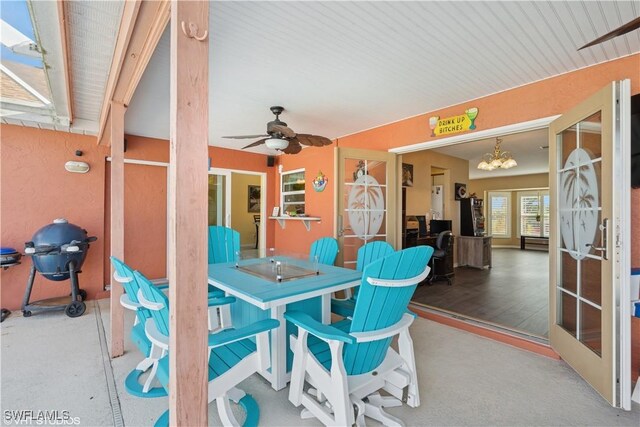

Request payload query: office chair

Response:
[428,230,454,286]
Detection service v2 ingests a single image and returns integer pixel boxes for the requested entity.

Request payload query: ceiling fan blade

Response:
[223,134,269,139]
[282,140,302,154]
[296,134,333,147]
[578,16,640,50]
[242,138,268,149]
[269,124,297,138]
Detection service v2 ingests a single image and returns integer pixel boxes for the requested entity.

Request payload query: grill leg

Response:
[68,260,79,302]
[22,264,37,312]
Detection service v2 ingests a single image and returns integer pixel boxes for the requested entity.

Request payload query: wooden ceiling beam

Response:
[57,0,74,124]
[97,0,169,146]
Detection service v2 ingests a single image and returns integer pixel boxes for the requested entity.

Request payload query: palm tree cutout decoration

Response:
[347,174,385,240]
[560,148,599,260]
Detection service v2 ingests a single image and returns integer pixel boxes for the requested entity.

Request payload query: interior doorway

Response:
[208,168,267,257]
[402,128,551,339]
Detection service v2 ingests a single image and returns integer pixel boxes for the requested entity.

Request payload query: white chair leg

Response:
[397,329,420,407]
[135,357,154,372]
[217,395,241,427]
[220,305,232,329]
[208,306,220,331]
[142,360,159,393]
[288,332,308,407]
[364,401,405,427]
[328,340,353,427]
[354,399,366,427]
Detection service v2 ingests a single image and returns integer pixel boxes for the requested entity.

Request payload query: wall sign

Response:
[429,107,478,137]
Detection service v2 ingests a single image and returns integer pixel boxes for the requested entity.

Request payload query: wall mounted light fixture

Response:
[65,161,90,173]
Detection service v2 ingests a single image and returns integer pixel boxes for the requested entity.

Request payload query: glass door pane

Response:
[556,111,603,355]
[343,159,387,269]
[337,149,397,269]
[208,174,226,226]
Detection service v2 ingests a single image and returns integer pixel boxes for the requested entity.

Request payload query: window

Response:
[518,190,549,237]
[488,192,511,238]
[281,169,305,215]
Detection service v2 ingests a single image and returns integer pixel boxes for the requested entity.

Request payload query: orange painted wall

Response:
[1,125,109,310]
[1,128,275,311]
[274,145,337,256]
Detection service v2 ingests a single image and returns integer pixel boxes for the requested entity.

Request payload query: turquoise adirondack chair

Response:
[331,241,395,318]
[285,246,433,426]
[110,257,229,399]
[208,225,241,264]
[309,237,339,265]
[134,269,279,427]
[109,256,167,398]
[208,226,241,328]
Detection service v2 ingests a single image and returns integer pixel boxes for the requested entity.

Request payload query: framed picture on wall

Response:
[402,163,414,187]
[455,182,467,200]
[248,185,261,212]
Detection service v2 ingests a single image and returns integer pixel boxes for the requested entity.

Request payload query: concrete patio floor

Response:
[1,299,638,426]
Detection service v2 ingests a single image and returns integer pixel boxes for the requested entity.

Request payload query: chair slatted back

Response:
[309,237,339,265]
[343,246,433,375]
[352,241,395,300]
[133,270,171,336]
[355,241,395,272]
[110,257,151,325]
[208,226,240,264]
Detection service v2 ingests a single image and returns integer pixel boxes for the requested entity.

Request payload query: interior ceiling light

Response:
[264,137,289,151]
[477,138,518,171]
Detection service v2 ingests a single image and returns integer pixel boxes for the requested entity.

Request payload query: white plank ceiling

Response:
[125,1,639,154]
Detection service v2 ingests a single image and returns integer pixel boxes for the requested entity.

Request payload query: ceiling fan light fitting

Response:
[265,137,289,150]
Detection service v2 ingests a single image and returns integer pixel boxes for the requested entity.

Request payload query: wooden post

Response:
[109,101,126,358]
[168,1,209,425]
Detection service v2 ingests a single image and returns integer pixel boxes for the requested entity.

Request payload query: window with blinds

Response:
[517,191,549,237]
[488,192,511,238]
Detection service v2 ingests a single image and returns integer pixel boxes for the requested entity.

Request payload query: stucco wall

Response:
[1,126,109,310]
[0,129,276,311]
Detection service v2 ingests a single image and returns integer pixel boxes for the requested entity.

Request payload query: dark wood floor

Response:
[412,248,549,338]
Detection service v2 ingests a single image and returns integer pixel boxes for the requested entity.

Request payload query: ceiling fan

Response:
[222,106,333,154]
[578,15,640,50]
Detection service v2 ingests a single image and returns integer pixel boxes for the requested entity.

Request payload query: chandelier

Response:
[477,138,517,171]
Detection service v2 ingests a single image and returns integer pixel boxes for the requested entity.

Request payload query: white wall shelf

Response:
[269,216,321,231]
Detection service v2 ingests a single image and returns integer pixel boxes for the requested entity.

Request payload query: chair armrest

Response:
[284,310,355,344]
[350,313,414,343]
[366,265,430,287]
[119,293,141,311]
[137,289,165,311]
[207,296,236,307]
[208,319,279,348]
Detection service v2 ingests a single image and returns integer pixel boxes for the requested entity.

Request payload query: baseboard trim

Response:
[491,245,520,249]
[409,304,560,360]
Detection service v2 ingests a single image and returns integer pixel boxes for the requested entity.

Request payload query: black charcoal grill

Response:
[22,218,97,318]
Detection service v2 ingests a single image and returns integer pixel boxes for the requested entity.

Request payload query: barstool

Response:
[253,215,260,249]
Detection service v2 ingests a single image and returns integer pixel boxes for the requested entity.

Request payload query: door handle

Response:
[585,218,608,260]
[337,214,344,237]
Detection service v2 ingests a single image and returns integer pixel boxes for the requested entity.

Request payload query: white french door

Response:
[548,80,631,409]
[208,168,231,227]
[336,148,398,268]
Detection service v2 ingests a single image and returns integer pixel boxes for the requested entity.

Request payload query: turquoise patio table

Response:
[208,256,361,391]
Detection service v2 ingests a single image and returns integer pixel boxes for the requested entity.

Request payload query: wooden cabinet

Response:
[457,236,492,269]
